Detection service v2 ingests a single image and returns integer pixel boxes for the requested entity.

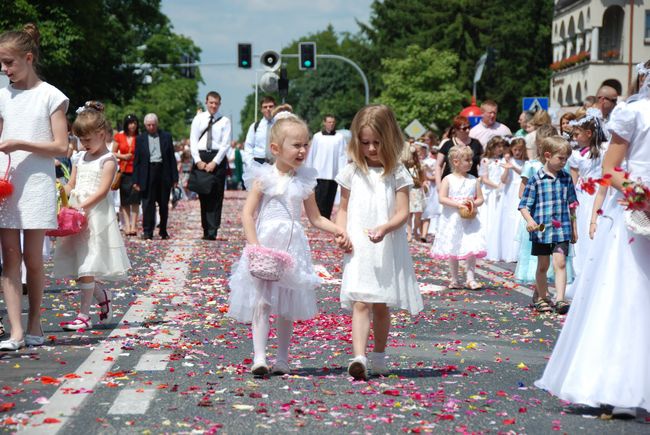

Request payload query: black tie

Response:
[207,115,214,151]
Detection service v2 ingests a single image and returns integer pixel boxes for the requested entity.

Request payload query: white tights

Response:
[448,256,477,283]
[251,302,293,365]
[78,281,110,317]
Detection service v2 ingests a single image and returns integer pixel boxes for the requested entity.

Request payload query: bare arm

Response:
[570,167,579,185]
[0,105,68,156]
[435,153,446,190]
[240,181,264,245]
[518,177,528,199]
[588,184,609,239]
[473,179,485,207]
[519,208,538,232]
[602,132,629,191]
[304,193,346,236]
[480,159,499,189]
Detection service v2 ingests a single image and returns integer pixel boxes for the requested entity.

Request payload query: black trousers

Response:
[315,178,339,219]
[142,162,171,235]
[198,151,228,238]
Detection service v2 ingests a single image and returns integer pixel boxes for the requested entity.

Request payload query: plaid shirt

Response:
[518,168,577,244]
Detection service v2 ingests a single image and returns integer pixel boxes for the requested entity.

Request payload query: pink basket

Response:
[46,207,87,237]
[245,244,294,281]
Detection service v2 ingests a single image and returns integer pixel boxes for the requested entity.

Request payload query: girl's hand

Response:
[589,221,597,239]
[367,226,386,243]
[335,232,352,252]
[0,139,22,153]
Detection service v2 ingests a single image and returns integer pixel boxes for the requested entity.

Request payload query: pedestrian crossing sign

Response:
[522,97,549,112]
[405,119,426,139]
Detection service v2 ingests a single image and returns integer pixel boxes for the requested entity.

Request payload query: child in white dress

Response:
[567,108,607,278]
[228,114,349,377]
[336,104,423,380]
[402,143,426,242]
[498,138,527,262]
[420,145,441,241]
[431,146,486,289]
[536,68,650,417]
[53,102,131,330]
[0,24,69,350]
[479,136,506,261]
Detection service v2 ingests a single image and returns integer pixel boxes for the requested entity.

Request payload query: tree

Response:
[1,1,202,138]
[376,45,464,129]
[359,0,554,128]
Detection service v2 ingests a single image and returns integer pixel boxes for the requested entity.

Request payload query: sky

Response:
[160,0,374,138]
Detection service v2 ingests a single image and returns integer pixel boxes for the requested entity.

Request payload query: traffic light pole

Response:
[282,54,369,105]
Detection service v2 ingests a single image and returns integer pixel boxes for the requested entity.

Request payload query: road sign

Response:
[404,119,426,139]
[522,97,549,112]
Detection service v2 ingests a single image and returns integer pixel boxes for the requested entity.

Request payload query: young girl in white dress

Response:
[336,104,423,380]
[431,146,486,290]
[228,114,349,377]
[0,24,69,350]
[480,136,506,261]
[566,108,607,279]
[536,63,650,418]
[420,144,441,241]
[53,102,131,330]
[498,138,527,262]
[402,143,426,242]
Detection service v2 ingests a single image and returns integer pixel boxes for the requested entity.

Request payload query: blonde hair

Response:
[447,145,474,172]
[540,136,572,159]
[72,101,107,137]
[0,23,40,63]
[534,124,558,163]
[348,104,403,176]
[529,110,552,129]
[268,114,308,148]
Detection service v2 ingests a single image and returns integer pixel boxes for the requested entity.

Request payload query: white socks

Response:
[466,256,476,282]
[251,302,293,365]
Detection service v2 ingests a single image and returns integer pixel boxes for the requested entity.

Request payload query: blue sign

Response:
[468,116,482,128]
[522,97,549,112]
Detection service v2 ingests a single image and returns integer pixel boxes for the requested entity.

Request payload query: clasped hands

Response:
[197,161,217,172]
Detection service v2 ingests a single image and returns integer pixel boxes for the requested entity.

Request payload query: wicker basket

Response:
[625,210,650,238]
[458,201,477,219]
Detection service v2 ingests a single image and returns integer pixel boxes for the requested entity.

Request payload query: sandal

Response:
[533,298,553,313]
[465,280,483,290]
[97,288,113,325]
[448,281,462,289]
[0,317,5,339]
[60,314,93,331]
[555,300,570,315]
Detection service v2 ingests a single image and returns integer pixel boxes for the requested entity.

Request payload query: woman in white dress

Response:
[0,24,69,350]
[535,61,650,417]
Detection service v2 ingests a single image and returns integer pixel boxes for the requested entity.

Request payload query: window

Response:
[646,10,650,40]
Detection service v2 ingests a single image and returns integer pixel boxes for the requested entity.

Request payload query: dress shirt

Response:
[148,134,162,163]
[305,131,348,180]
[189,111,232,164]
[244,117,273,161]
[470,121,512,148]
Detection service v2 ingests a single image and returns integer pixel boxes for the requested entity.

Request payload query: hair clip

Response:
[568,107,603,127]
[273,111,297,121]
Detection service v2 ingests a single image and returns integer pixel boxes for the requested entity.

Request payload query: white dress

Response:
[228,163,321,322]
[479,158,505,261]
[498,158,524,262]
[431,174,486,260]
[535,97,650,412]
[0,82,68,229]
[53,152,131,280]
[567,147,605,277]
[336,163,423,315]
[421,158,441,230]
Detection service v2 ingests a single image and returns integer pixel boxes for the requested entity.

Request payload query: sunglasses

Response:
[458,125,470,131]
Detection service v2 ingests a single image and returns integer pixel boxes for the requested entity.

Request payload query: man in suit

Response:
[189,91,232,240]
[133,113,178,240]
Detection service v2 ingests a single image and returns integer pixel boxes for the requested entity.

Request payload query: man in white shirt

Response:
[243,96,275,165]
[189,91,232,240]
[469,99,512,149]
[305,114,348,218]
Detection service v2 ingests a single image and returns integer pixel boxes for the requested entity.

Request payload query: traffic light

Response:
[238,43,252,69]
[278,64,289,100]
[299,42,316,70]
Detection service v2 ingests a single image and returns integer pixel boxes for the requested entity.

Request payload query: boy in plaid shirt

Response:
[519,136,578,314]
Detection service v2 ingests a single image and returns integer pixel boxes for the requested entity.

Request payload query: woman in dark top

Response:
[435,115,483,187]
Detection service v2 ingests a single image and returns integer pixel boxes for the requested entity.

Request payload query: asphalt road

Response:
[1,191,648,434]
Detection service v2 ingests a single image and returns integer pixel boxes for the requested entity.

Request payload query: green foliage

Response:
[376,45,464,130]
[360,0,554,128]
[1,0,202,139]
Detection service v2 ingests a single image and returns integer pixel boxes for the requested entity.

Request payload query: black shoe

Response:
[202,235,216,241]
[142,233,153,240]
[159,232,170,240]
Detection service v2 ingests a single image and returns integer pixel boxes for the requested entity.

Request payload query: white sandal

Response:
[61,314,93,331]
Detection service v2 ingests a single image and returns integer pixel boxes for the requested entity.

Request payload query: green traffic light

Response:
[304,60,312,67]
[242,61,248,66]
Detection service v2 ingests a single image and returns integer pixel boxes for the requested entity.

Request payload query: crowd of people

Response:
[0,23,648,419]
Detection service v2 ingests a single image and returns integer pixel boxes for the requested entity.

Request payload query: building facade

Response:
[550,0,650,107]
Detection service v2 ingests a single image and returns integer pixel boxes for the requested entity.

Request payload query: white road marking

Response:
[24,240,195,434]
[134,351,171,371]
[107,388,156,415]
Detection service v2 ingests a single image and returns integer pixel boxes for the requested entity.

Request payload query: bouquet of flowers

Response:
[0,154,14,199]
